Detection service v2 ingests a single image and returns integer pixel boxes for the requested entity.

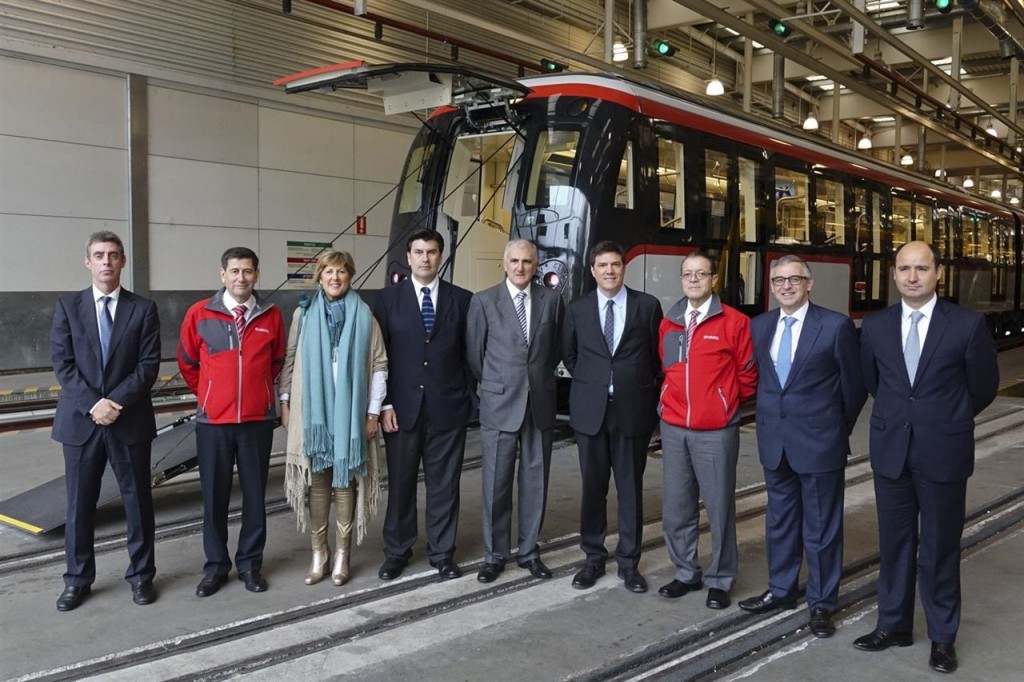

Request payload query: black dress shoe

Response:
[56,585,91,612]
[378,557,408,581]
[195,574,228,598]
[738,589,797,614]
[432,558,462,581]
[852,629,913,651]
[518,558,552,579]
[617,568,648,593]
[929,642,958,673]
[809,606,835,638]
[239,570,268,593]
[131,580,157,606]
[572,564,605,590]
[706,587,731,609]
[477,562,504,583]
[657,579,702,599]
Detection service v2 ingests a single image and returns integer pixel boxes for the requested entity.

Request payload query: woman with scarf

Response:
[279,251,387,586]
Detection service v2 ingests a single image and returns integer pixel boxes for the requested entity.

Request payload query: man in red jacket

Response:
[657,251,757,610]
[178,246,285,597]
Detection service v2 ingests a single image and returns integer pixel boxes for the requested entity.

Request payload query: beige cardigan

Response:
[280,303,387,545]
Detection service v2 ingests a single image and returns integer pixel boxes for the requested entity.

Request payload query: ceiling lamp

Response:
[985,123,998,137]
[990,188,1002,199]
[706,78,725,96]
[933,169,946,178]
[963,176,975,189]
[802,114,819,131]
[612,39,629,63]
[706,27,724,96]
[857,134,873,150]
[1011,196,1021,205]
[900,153,913,166]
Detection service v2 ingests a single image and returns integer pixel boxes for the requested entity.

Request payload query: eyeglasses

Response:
[680,271,714,281]
[771,275,810,286]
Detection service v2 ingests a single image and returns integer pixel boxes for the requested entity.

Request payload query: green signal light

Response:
[769,19,792,37]
[539,58,566,72]
[651,39,677,57]
[934,0,952,13]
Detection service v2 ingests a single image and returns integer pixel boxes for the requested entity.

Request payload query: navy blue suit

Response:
[373,278,474,563]
[751,303,865,609]
[50,288,160,587]
[860,298,998,642]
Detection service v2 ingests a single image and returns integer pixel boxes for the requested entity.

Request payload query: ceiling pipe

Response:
[634,0,648,70]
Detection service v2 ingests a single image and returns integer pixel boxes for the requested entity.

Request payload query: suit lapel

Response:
[404,280,429,337]
[528,284,544,344]
[431,281,452,340]
[77,289,104,369]
[914,300,949,384]
[616,288,639,358]
[105,290,135,363]
[785,305,821,389]
[755,311,781,388]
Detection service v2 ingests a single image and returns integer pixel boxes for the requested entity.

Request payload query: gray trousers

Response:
[479,402,552,565]
[660,419,739,591]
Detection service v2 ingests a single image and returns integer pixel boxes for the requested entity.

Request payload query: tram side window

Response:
[933,206,951,259]
[525,130,581,208]
[914,199,933,244]
[398,138,435,214]
[614,141,635,209]
[738,158,763,243]
[814,178,845,247]
[656,137,685,229]
[703,149,730,240]
[774,167,809,244]
[963,212,991,259]
[891,196,911,251]
[852,187,881,253]
[993,218,1009,304]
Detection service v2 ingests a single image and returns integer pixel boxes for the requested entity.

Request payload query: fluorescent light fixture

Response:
[931,57,952,65]
[963,177,975,188]
[612,40,629,62]
[867,0,901,9]
[752,40,764,49]
[802,114,820,131]
[857,134,873,150]
[900,153,913,166]
[706,78,725,96]
[806,74,827,81]
[872,115,896,122]
[725,28,739,35]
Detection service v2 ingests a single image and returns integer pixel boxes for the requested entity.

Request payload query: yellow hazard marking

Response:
[49,385,61,392]
[23,387,39,393]
[0,390,12,396]
[0,514,44,534]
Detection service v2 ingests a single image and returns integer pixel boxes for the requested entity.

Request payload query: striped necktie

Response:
[685,309,699,359]
[603,299,615,354]
[233,305,247,335]
[421,287,435,335]
[515,291,528,343]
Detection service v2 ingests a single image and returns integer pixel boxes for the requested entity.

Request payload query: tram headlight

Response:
[389,271,407,285]
[543,272,561,288]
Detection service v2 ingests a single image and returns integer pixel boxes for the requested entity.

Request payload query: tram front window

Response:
[525,130,581,208]
[398,133,435,215]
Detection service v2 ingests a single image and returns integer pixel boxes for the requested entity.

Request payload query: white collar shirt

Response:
[901,294,938,353]
[770,301,810,364]
[223,291,255,321]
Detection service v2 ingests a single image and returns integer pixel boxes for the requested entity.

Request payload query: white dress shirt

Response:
[223,291,255,320]
[770,301,809,366]
[901,294,938,354]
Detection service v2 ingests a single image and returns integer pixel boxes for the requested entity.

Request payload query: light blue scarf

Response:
[300,288,372,487]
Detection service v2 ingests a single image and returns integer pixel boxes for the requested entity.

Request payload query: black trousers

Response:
[196,421,274,576]
[575,399,651,570]
[63,427,155,587]
[382,411,466,563]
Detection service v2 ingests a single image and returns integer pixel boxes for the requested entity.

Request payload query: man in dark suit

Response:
[467,239,564,583]
[374,229,474,581]
[50,231,161,611]
[562,240,662,593]
[739,255,866,638]
[854,241,998,674]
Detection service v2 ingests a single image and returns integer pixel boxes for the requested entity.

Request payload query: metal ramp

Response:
[0,415,198,535]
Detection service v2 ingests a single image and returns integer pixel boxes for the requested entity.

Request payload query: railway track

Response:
[10,406,1023,682]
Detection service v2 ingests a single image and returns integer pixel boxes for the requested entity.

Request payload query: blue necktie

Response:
[776,316,796,386]
[99,296,113,367]
[421,287,435,335]
[905,310,923,385]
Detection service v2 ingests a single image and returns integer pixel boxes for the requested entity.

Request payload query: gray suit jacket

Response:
[467,281,564,432]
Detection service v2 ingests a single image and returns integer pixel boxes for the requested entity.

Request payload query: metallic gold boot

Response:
[305,471,333,585]
[332,486,355,586]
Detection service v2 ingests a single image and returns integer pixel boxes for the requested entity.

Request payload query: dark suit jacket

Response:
[751,302,866,474]
[860,298,999,482]
[562,287,662,437]
[50,288,161,447]
[373,278,474,432]
[467,281,564,432]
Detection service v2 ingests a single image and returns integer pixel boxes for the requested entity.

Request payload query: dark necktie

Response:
[776,316,797,386]
[233,305,247,335]
[515,291,528,343]
[905,310,923,385]
[421,287,435,335]
[603,299,615,354]
[99,296,113,367]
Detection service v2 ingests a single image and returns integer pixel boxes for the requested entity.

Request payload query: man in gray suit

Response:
[467,239,564,583]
